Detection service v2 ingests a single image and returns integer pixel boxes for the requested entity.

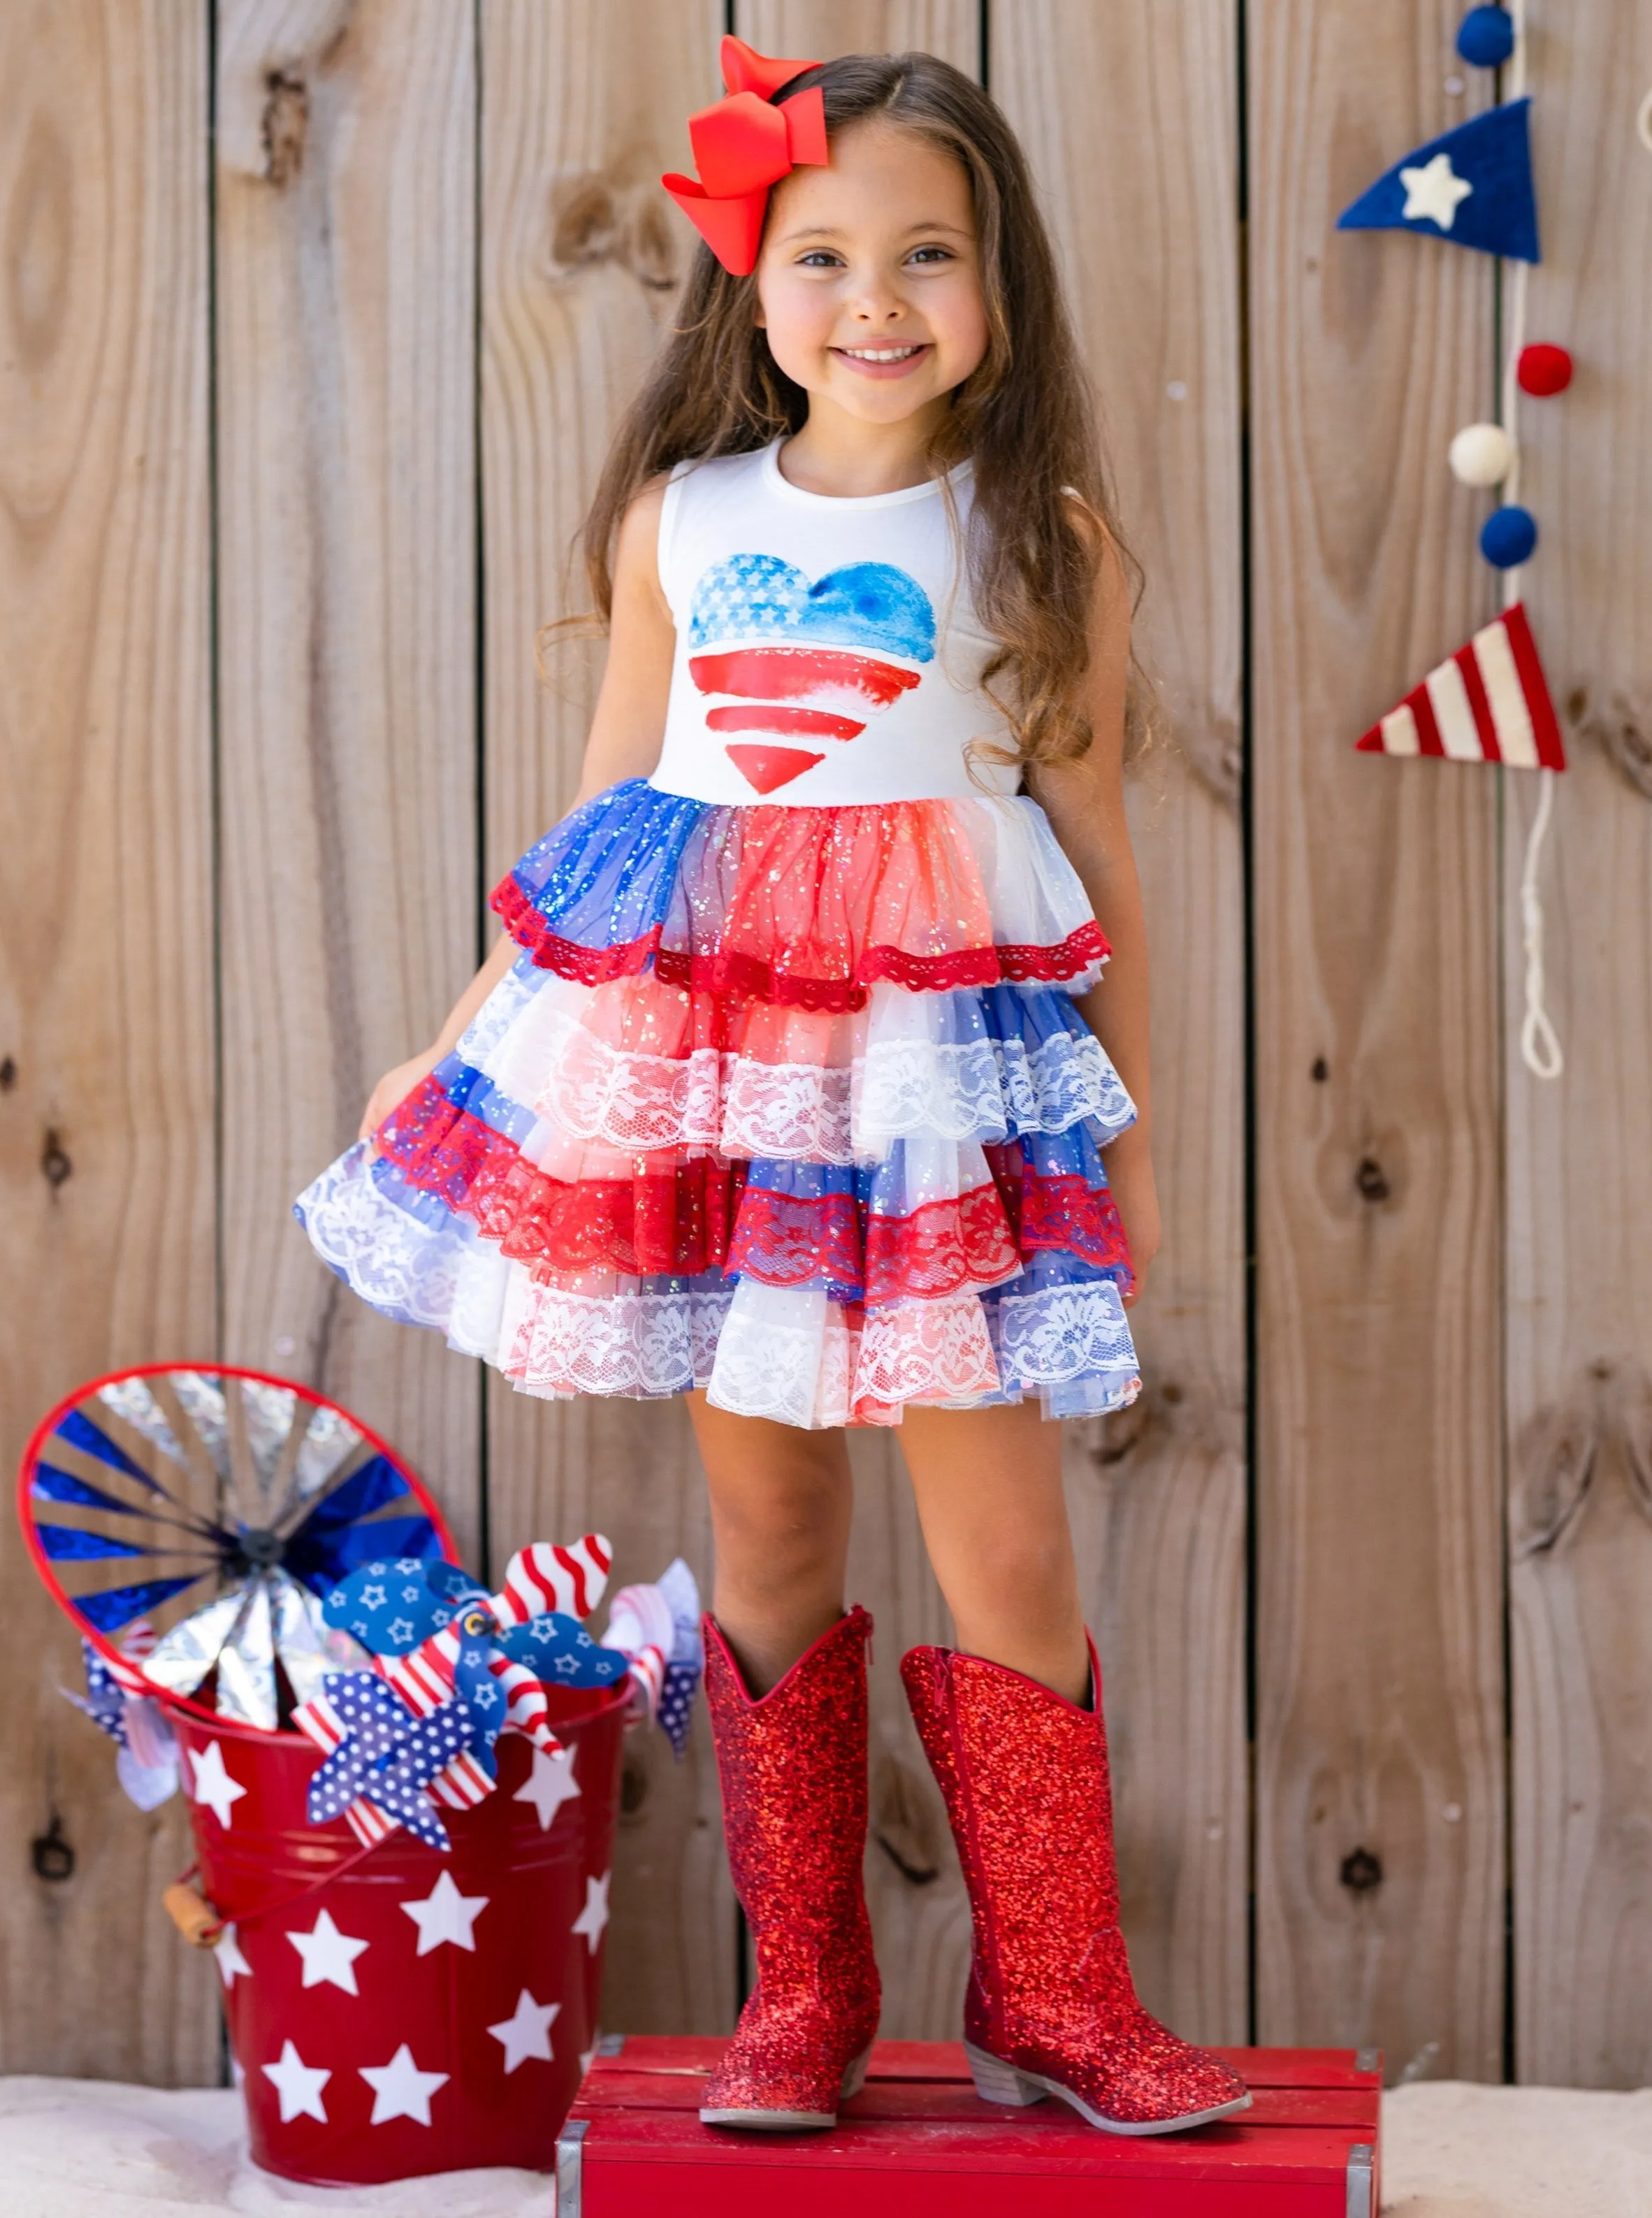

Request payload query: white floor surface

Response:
[1,2074,1648,2214]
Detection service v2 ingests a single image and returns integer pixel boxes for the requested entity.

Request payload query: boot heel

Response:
[964,2040,1046,2108]
[839,2045,873,2101]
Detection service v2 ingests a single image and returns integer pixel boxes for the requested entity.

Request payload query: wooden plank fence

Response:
[1,0,1647,2089]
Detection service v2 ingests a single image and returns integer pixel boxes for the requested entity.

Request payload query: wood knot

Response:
[872,1755,941,1886]
[1310,1057,1329,1083]
[1339,1845,1383,1894]
[1569,684,1652,802]
[550,175,683,291]
[618,1752,649,1822]
[31,1813,74,1883]
[41,1128,71,1188]
[1354,1157,1389,1203]
[262,71,308,185]
[0,1056,15,1089]
[1179,713,1242,812]
[1090,1394,1152,1467]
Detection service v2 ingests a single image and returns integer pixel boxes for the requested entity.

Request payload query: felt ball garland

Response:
[1456,6,1516,69]
[1479,503,1538,567]
[1516,341,1572,395]
[1342,1,1574,1081]
[1448,422,1515,487]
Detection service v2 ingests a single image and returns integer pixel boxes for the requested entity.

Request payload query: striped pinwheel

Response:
[18,1364,457,1732]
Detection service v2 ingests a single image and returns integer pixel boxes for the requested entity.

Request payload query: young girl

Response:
[296,41,1247,2139]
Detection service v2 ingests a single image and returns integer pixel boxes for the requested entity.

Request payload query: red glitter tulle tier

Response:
[701,1608,881,2127]
[900,1641,1250,2134]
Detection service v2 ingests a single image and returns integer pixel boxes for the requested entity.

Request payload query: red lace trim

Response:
[727,1184,1022,1302]
[491,873,1110,1013]
[491,877,663,986]
[380,1086,1031,1297]
[985,1145,1136,1290]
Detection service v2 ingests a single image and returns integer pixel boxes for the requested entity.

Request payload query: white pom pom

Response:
[1449,422,1515,488]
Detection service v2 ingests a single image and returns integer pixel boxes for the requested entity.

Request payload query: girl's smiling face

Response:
[755,121,990,427]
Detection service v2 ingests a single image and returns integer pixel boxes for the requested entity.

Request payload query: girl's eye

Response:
[797,250,843,268]
[908,246,953,265]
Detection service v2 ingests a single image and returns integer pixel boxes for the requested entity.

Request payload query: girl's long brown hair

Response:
[570,50,1138,771]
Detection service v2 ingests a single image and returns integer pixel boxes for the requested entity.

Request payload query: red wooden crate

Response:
[558,2038,1381,2217]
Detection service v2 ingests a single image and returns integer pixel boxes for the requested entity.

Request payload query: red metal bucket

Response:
[172,1682,627,2186]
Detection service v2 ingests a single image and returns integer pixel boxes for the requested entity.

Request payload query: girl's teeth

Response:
[841,345,921,360]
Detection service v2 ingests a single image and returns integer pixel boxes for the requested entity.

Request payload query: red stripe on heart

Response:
[707,705,864,742]
[725,744,825,793]
[690,647,920,709]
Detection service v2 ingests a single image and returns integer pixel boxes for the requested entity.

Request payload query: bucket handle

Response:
[163,1842,382,1947]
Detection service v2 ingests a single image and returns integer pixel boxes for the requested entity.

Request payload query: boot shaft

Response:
[900,1641,1123,1954]
[704,1606,874,1922]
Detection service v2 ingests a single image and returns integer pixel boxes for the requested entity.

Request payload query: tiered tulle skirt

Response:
[295,780,1142,1427]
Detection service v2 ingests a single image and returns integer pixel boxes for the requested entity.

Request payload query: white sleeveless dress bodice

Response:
[649,438,1019,807]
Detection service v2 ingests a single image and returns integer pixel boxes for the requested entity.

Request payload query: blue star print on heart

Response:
[689,554,936,660]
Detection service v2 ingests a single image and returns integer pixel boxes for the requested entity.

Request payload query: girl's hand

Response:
[1103,1131,1160,1309]
[359,1047,442,1154]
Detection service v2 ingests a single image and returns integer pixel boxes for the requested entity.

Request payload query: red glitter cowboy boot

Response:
[901,1639,1250,2134]
[700,1606,881,2129]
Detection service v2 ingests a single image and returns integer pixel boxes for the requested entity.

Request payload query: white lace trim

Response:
[511,1009,1132,1162]
[298,1146,1138,1425]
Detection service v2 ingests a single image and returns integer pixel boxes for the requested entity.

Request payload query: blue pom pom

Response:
[1456,6,1516,67]
[1480,504,1537,568]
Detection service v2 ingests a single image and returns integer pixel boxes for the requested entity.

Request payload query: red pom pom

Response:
[1517,343,1573,397]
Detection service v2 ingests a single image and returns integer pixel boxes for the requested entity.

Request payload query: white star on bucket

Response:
[287,1908,370,1994]
[571,1871,611,1954]
[186,1741,246,1829]
[487,1988,560,2073]
[359,2043,448,2127]
[1399,150,1473,230]
[263,2039,330,2124]
[215,1923,251,1987]
[513,1743,581,1830]
[399,1868,489,1955]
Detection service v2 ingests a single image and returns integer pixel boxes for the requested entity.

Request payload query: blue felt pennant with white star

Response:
[495,1609,632,1689]
[1338,97,1539,262]
[321,1556,487,1655]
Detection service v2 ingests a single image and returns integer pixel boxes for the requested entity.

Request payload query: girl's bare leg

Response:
[898,1399,1089,1705]
[687,1394,855,1696]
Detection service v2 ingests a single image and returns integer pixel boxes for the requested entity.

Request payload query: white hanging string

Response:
[1500,0,1563,1078]
[1519,767,1564,1077]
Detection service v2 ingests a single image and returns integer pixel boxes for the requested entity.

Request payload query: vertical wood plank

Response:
[994,0,1249,2046]
[215,0,481,1559]
[730,0,984,2043]
[739,1,978,71]
[1507,0,1652,2087]
[1250,5,1506,2077]
[0,1,217,2079]
[479,0,733,2037]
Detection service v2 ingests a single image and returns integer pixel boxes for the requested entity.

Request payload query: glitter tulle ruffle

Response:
[295,779,1142,1425]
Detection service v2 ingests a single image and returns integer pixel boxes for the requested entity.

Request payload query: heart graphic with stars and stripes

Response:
[688,552,935,792]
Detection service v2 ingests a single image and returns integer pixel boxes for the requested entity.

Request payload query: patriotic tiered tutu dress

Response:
[296,439,1141,1427]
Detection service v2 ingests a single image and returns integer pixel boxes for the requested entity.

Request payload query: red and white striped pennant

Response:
[1355,603,1565,769]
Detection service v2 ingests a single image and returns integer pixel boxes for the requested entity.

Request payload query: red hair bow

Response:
[662,36,827,276]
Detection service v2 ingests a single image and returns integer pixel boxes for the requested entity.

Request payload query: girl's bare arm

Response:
[358,482,676,1142]
[1024,537,1158,1302]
